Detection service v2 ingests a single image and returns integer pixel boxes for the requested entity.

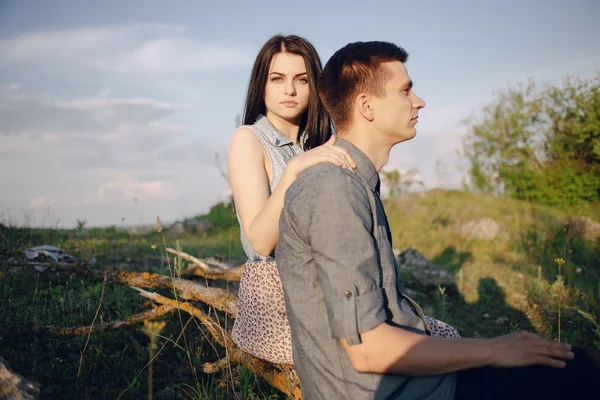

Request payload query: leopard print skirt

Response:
[232,260,460,365]
[232,260,294,364]
[424,315,461,339]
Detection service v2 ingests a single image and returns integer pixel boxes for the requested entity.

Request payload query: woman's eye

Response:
[271,77,283,82]
[298,78,309,84]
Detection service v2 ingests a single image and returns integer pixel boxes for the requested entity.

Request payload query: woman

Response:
[228,35,355,365]
[228,35,458,366]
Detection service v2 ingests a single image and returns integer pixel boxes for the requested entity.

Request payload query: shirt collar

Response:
[334,138,380,193]
[255,114,297,147]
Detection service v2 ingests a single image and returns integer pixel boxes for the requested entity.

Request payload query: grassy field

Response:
[0,191,599,399]
[385,190,600,345]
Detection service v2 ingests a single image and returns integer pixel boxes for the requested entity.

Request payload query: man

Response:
[276,41,597,399]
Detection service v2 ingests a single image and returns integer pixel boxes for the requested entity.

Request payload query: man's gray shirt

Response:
[276,139,456,400]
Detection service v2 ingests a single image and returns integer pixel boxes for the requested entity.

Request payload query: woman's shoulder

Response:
[230,124,259,143]
[229,125,264,158]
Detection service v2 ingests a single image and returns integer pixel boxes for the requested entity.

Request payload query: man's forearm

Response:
[342,323,492,375]
[342,322,573,376]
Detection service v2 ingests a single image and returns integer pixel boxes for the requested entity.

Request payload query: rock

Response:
[455,217,500,240]
[566,216,600,242]
[24,245,62,261]
[396,248,456,292]
[23,245,76,271]
[0,356,39,400]
[168,221,186,236]
[186,219,213,234]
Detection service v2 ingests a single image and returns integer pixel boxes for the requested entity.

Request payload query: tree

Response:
[462,73,600,206]
[380,168,424,198]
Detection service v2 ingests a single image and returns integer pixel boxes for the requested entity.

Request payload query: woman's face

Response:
[264,52,310,124]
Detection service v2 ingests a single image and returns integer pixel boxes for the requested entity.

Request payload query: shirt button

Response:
[344,291,352,298]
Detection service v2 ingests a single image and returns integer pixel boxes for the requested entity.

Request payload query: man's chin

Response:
[400,128,417,142]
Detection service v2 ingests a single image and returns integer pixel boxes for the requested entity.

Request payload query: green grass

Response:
[385,190,600,345]
[0,192,599,399]
[0,205,268,399]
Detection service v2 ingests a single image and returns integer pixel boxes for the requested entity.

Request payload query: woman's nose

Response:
[285,81,296,96]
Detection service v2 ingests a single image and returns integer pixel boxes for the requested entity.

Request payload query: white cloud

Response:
[97,176,177,203]
[0,86,181,136]
[155,141,215,165]
[0,85,225,227]
[0,24,251,75]
[6,83,20,91]
[28,196,58,212]
[0,24,182,62]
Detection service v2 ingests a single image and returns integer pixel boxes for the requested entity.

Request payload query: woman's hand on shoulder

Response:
[287,135,357,177]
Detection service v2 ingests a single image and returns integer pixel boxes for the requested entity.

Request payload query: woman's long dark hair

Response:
[241,35,332,150]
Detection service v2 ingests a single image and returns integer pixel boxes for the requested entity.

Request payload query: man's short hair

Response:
[318,41,409,131]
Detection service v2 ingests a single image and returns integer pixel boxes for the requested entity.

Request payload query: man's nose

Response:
[412,92,425,108]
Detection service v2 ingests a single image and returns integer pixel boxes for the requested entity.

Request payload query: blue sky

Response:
[1,0,599,227]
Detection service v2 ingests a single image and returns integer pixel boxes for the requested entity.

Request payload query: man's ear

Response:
[355,93,374,122]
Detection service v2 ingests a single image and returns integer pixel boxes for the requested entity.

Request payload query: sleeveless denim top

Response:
[236,115,304,261]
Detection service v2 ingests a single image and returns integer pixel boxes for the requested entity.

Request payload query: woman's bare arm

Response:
[228,128,356,256]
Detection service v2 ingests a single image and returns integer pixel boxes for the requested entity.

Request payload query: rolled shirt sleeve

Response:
[282,167,388,345]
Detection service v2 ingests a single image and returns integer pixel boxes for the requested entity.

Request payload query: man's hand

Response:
[488,330,574,368]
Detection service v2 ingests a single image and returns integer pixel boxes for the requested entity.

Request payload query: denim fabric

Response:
[236,114,304,261]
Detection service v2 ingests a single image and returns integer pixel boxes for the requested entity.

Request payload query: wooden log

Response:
[10,262,239,318]
[108,271,238,318]
[132,287,301,398]
[166,248,243,281]
[43,304,175,335]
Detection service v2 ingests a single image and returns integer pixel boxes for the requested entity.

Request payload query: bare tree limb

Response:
[43,304,175,335]
[166,248,242,281]
[108,271,238,318]
[131,287,300,398]
[12,256,300,397]
[202,355,231,374]
[11,261,240,318]
[132,287,233,347]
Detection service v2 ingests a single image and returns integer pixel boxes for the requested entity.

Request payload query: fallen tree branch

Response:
[12,261,240,318]
[108,271,238,318]
[43,304,175,335]
[10,253,300,397]
[202,354,231,374]
[132,287,233,347]
[132,287,300,398]
[166,248,242,281]
[14,260,240,318]
[227,348,302,400]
